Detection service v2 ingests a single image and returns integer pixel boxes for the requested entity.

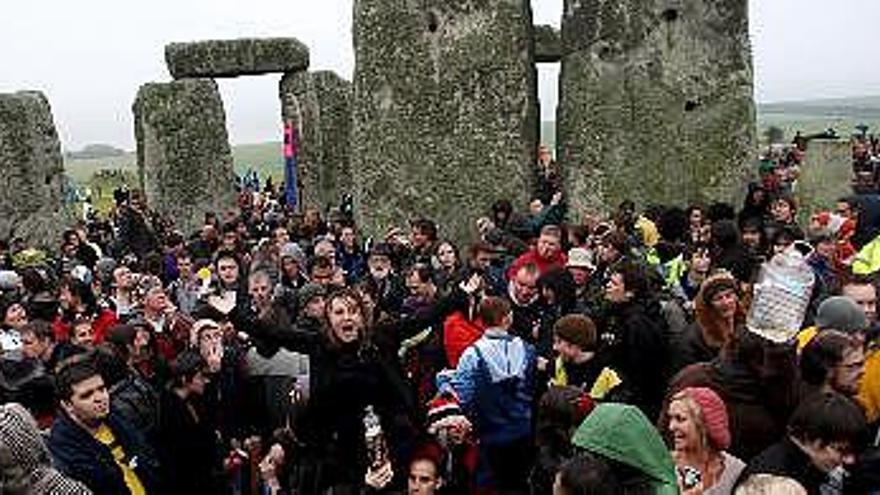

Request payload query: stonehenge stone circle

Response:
[121,1,759,239]
[165,38,310,79]
[798,139,853,216]
[280,70,353,210]
[557,0,756,215]
[0,91,69,249]
[351,0,539,242]
[133,79,236,235]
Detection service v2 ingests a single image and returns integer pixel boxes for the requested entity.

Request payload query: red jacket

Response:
[506,248,568,280]
[443,311,486,368]
[53,309,118,343]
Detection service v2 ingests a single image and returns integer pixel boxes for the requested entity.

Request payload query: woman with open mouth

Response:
[235,273,481,493]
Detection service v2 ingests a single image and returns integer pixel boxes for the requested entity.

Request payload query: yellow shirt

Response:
[93,424,146,495]
[797,326,880,423]
[795,326,818,353]
[858,349,880,423]
[551,356,622,400]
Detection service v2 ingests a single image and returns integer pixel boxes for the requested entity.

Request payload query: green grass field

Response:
[64,142,285,213]
[64,142,285,183]
[757,95,880,142]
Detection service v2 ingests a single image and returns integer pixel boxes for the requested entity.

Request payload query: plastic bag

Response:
[747,248,815,343]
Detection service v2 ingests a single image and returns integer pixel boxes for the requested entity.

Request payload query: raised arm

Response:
[228,304,322,356]
[528,192,566,234]
[378,273,482,345]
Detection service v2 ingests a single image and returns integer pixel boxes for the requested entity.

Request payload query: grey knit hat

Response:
[94,257,118,282]
[0,403,92,494]
[297,283,326,307]
[280,242,306,266]
[815,296,868,334]
[0,403,49,474]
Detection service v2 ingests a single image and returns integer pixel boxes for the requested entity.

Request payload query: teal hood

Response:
[572,403,679,495]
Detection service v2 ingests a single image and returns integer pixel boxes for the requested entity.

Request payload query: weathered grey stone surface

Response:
[352,0,538,242]
[798,140,852,218]
[0,91,70,248]
[558,0,756,215]
[133,79,235,234]
[165,38,310,79]
[280,71,353,209]
[534,25,562,63]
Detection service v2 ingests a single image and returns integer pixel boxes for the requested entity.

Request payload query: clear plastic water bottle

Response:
[363,405,388,469]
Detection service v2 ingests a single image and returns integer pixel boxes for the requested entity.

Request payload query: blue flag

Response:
[283,122,298,209]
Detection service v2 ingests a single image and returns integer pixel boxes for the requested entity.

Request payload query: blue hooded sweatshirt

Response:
[439,328,536,445]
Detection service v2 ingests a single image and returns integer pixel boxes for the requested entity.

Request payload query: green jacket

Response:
[572,403,679,495]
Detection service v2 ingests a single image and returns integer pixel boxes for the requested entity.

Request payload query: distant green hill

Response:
[65,143,127,160]
[64,141,284,185]
[759,95,880,119]
[64,153,136,184]
[230,142,284,181]
[757,95,880,141]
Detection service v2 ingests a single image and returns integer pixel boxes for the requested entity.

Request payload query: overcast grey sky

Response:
[2,0,878,150]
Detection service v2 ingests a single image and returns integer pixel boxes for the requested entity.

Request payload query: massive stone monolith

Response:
[280,70,353,210]
[797,139,852,219]
[352,0,539,242]
[0,91,69,248]
[165,38,310,79]
[133,79,235,234]
[558,0,756,215]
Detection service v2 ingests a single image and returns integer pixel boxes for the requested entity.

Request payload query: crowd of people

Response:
[0,143,879,495]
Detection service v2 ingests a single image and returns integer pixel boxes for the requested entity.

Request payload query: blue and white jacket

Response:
[438,328,536,445]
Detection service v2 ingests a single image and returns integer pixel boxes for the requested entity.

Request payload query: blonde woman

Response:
[665,387,745,494]
[734,474,806,495]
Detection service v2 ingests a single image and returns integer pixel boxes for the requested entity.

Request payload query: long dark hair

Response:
[539,268,577,313]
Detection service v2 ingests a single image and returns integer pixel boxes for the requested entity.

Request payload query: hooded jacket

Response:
[439,329,536,445]
[670,273,744,375]
[572,403,679,495]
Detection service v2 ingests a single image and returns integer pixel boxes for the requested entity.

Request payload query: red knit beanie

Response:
[682,387,731,451]
[426,392,467,434]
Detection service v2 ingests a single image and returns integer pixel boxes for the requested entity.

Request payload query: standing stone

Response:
[798,139,852,218]
[352,0,539,242]
[280,71,353,210]
[165,38,310,79]
[558,0,756,215]
[0,91,69,248]
[133,79,235,235]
